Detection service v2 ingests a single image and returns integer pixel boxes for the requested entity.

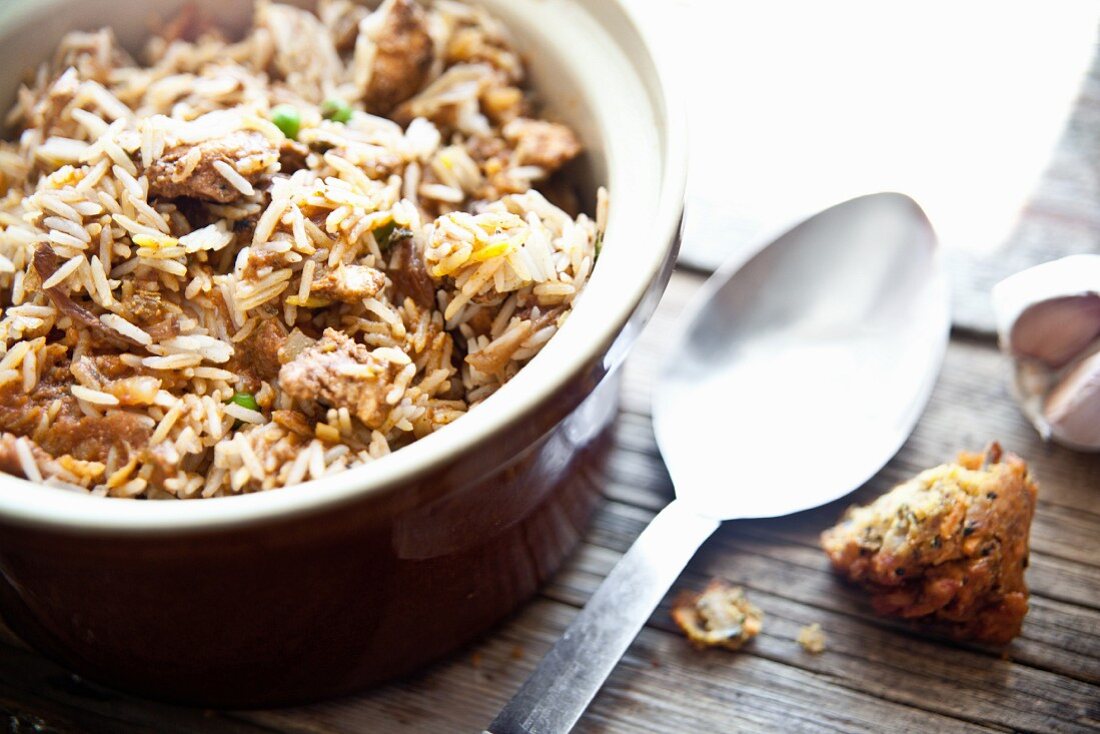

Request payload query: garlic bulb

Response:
[992,255,1100,450]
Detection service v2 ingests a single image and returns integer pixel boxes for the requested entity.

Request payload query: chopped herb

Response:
[372,221,396,246]
[372,222,413,250]
[321,98,353,124]
[271,104,300,140]
[594,231,604,259]
[230,391,260,412]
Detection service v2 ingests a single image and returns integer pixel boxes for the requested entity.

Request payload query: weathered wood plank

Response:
[562,497,1100,679]
[233,597,1004,734]
[0,639,273,734]
[541,505,1100,733]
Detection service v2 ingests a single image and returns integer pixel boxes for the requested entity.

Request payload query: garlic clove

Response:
[1005,295,1100,368]
[1011,359,1054,441]
[992,255,1100,368]
[1043,348,1100,450]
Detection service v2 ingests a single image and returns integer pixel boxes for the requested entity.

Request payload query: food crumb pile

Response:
[671,579,763,651]
[796,622,826,654]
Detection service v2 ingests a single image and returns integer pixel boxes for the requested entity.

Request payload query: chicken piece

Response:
[278,328,397,428]
[821,443,1038,645]
[145,131,277,203]
[502,118,581,172]
[362,0,434,114]
[309,264,387,303]
[671,579,763,651]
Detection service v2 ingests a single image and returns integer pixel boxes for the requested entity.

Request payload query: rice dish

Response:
[0,0,605,498]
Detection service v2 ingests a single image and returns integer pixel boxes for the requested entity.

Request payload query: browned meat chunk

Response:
[503,118,581,172]
[278,139,310,173]
[278,328,396,428]
[241,247,292,281]
[364,0,434,114]
[671,579,764,651]
[0,372,151,466]
[145,131,276,203]
[388,235,436,309]
[821,443,1038,645]
[46,411,152,465]
[310,264,387,303]
[232,318,288,387]
[272,409,313,438]
[121,286,180,341]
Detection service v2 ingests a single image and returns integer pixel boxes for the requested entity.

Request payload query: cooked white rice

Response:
[0,0,604,498]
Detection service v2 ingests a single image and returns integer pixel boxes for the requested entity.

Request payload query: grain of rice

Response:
[225,402,266,424]
[101,313,153,345]
[44,216,91,243]
[15,438,42,483]
[72,384,120,406]
[213,159,256,196]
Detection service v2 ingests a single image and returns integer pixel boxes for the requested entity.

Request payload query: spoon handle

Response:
[485,499,721,734]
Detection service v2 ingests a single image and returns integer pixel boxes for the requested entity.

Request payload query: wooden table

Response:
[4,11,1100,732]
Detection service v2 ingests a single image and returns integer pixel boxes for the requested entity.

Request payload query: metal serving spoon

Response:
[487,192,949,734]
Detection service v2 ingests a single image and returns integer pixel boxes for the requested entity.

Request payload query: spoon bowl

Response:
[656,191,948,519]
[490,192,949,734]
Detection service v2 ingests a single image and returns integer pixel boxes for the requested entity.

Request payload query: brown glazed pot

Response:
[0,0,686,708]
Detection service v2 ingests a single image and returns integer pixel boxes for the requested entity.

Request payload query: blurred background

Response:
[628,0,1100,330]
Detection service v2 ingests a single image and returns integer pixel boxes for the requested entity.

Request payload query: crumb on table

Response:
[797,623,826,654]
[671,579,763,651]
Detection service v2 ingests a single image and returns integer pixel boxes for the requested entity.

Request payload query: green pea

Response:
[230,391,260,412]
[270,104,301,140]
[321,98,353,124]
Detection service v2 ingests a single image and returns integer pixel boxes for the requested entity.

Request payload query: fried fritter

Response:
[821,443,1037,645]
